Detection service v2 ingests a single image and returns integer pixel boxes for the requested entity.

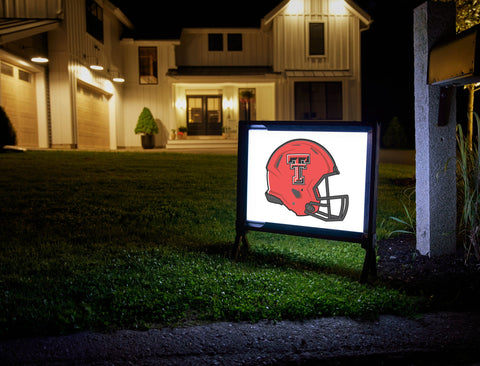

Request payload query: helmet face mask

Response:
[265,139,349,222]
[306,172,349,221]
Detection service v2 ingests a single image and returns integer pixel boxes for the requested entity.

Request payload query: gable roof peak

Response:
[262,0,372,30]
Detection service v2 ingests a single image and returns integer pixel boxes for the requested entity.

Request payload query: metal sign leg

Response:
[360,235,377,283]
[232,231,250,261]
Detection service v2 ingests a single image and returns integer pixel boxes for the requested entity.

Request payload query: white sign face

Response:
[245,129,369,234]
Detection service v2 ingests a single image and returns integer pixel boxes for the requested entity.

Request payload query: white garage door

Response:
[0,61,38,147]
[76,83,110,149]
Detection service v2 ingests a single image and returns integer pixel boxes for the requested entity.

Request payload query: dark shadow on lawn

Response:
[192,235,480,311]
[191,240,362,282]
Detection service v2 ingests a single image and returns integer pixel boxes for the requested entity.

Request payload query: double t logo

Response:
[286,154,310,185]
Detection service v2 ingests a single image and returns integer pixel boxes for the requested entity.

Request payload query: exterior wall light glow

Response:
[90,63,104,71]
[285,0,303,15]
[111,70,125,82]
[331,0,347,15]
[31,56,49,63]
[175,98,186,110]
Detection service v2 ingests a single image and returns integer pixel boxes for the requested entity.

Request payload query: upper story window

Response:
[227,33,242,51]
[308,22,325,56]
[208,33,243,52]
[138,47,158,84]
[208,34,223,51]
[86,0,103,43]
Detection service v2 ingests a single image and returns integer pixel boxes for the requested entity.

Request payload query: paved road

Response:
[1,312,479,365]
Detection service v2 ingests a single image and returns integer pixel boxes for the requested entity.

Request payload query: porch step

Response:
[166,138,238,150]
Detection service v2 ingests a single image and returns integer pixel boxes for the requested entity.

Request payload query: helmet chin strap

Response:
[305,195,349,221]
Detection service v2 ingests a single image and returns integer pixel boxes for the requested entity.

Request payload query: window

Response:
[227,33,242,51]
[18,69,32,83]
[295,82,342,120]
[138,47,158,84]
[86,0,103,42]
[309,23,325,56]
[1,62,13,77]
[208,34,223,51]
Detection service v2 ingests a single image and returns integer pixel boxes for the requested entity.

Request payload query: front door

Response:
[187,95,222,136]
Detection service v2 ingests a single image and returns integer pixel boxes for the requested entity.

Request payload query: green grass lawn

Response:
[0,151,417,338]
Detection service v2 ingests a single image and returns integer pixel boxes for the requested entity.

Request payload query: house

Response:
[0,0,371,150]
[1,0,131,149]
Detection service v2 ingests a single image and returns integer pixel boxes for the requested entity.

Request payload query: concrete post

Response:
[414,1,457,256]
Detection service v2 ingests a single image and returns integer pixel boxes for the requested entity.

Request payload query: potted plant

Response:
[134,107,159,149]
[177,126,188,139]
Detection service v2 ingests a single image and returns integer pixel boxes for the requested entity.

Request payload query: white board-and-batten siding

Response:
[272,14,356,72]
[48,0,125,148]
[269,0,363,73]
[175,28,272,67]
[268,0,365,121]
[120,40,179,148]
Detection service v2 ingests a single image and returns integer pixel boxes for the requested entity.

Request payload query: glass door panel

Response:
[187,95,223,135]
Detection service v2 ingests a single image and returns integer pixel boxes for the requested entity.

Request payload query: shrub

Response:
[0,106,16,148]
[134,107,159,135]
[382,116,408,149]
[456,113,480,264]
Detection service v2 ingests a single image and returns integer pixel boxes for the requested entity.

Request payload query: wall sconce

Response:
[223,98,233,110]
[223,97,233,119]
[31,55,49,63]
[175,98,186,110]
[90,45,103,71]
[29,34,49,63]
[90,63,103,71]
[111,70,125,83]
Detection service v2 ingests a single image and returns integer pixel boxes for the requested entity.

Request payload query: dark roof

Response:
[167,66,277,77]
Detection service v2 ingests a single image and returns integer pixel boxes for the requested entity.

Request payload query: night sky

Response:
[112,0,474,145]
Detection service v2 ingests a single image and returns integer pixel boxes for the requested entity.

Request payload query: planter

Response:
[141,134,155,149]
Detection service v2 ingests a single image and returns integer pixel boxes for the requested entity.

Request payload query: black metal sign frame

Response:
[233,120,379,282]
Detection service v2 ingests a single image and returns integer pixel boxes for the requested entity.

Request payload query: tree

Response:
[434,0,480,149]
[433,0,480,32]
[382,116,408,149]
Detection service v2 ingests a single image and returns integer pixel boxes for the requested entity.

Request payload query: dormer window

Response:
[227,33,242,51]
[86,0,104,43]
[308,22,325,56]
[208,33,243,52]
[208,34,223,51]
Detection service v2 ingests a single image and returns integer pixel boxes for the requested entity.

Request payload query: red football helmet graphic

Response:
[265,139,349,221]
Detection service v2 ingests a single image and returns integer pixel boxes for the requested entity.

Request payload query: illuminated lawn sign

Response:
[234,121,379,282]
